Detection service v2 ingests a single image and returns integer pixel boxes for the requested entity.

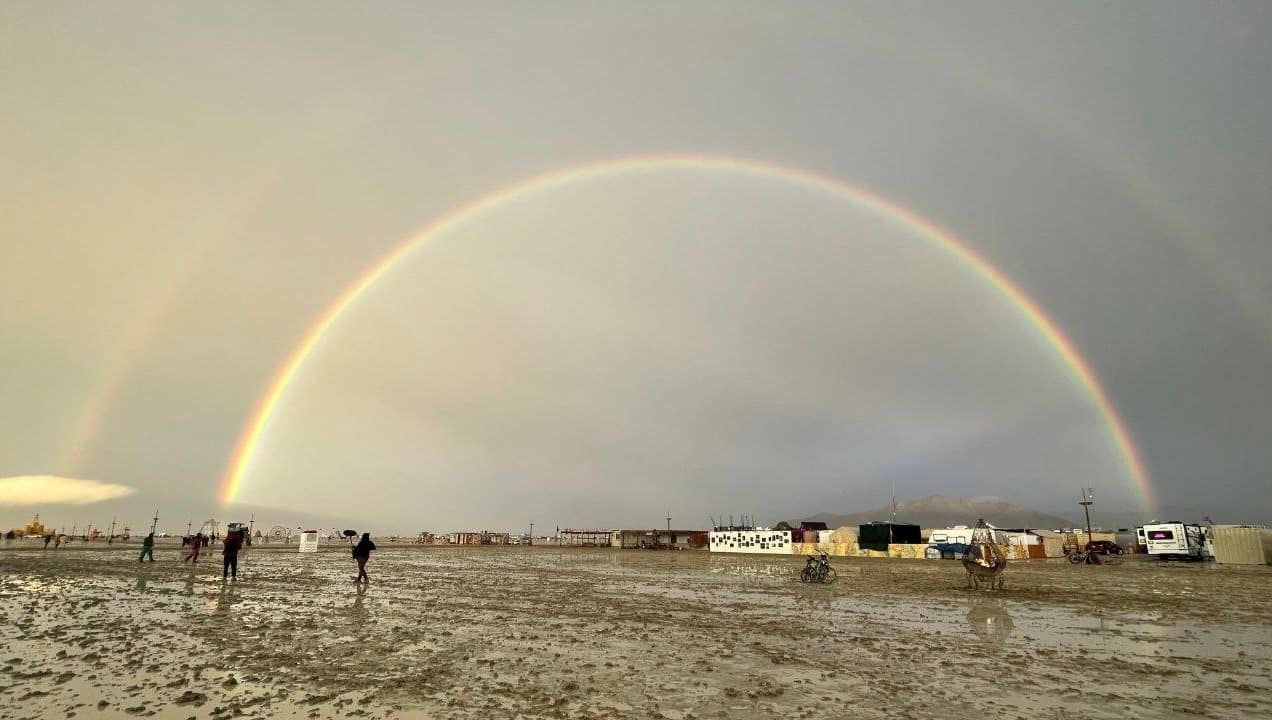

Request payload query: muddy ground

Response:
[2,545,1270,719]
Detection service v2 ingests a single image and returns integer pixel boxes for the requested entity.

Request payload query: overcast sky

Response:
[2,2,1269,534]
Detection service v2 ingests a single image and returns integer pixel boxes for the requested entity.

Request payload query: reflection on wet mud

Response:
[215,581,238,615]
[966,597,1014,645]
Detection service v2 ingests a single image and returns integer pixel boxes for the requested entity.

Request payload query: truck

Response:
[1140,522,1211,560]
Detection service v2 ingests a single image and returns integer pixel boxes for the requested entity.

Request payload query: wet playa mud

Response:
[2,546,1270,719]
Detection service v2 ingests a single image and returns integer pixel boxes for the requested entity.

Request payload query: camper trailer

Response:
[1141,522,1211,560]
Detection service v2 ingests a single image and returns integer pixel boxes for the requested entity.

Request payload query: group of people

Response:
[138,530,245,579]
[131,530,378,583]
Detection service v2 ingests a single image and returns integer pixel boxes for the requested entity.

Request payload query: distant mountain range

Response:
[790,494,1078,530]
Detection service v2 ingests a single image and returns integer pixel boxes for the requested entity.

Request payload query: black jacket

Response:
[353,538,376,559]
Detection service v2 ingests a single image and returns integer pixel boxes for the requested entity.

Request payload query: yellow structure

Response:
[22,514,49,537]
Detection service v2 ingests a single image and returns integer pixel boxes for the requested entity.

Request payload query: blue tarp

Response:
[933,542,969,558]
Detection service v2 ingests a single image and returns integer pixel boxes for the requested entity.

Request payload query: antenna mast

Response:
[1079,488,1095,552]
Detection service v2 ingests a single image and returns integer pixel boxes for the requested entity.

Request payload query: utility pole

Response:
[1079,488,1095,551]
[528,522,534,546]
[666,510,672,533]
[186,520,192,536]
[249,514,255,537]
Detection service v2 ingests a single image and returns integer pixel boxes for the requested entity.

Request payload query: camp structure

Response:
[1210,525,1272,565]
[857,521,921,551]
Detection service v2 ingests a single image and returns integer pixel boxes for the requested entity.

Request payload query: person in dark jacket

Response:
[222,531,242,579]
[352,533,376,583]
[139,532,155,562]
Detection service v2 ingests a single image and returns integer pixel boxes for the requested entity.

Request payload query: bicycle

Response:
[800,551,837,584]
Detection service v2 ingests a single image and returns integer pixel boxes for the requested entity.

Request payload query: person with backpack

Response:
[352,533,376,583]
[139,532,156,562]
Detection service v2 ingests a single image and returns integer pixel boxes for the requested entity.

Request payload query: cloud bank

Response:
[0,476,136,506]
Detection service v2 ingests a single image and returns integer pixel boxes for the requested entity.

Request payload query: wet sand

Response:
[2,546,1270,719]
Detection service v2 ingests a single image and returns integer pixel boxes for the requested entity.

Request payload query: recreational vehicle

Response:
[1141,523,1211,560]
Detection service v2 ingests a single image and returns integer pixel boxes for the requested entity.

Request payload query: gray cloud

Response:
[1,2,1269,532]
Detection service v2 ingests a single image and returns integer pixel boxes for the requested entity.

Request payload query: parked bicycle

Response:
[800,551,836,584]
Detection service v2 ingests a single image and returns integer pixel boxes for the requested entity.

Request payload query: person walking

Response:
[184,532,203,563]
[222,530,242,580]
[139,532,156,562]
[352,533,376,583]
[43,534,52,549]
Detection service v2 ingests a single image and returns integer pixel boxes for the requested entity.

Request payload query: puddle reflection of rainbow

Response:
[217,154,1153,509]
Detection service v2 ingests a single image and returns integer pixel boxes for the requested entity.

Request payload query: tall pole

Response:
[108,517,116,544]
[528,522,534,546]
[1079,488,1095,552]
[150,509,159,536]
[666,510,672,533]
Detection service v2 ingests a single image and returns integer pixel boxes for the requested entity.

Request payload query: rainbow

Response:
[218,153,1153,509]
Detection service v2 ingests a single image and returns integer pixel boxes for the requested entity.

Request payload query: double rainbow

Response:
[219,153,1153,510]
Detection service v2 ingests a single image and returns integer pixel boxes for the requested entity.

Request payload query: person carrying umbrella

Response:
[352,533,376,583]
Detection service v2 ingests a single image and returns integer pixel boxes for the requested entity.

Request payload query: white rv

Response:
[1141,523,1211,559]
[927,525,1010,546]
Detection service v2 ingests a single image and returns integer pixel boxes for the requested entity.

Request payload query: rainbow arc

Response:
[218,154,1153,511]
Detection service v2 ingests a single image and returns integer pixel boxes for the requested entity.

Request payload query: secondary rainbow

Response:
[219,153,1154,509]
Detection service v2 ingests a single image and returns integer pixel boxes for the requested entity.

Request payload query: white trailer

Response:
[1141,523,1210,559]
[927,525,1011,546]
